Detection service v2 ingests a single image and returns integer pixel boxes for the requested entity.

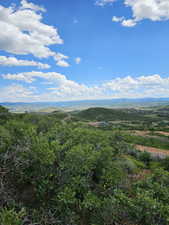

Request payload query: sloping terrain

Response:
[74,107,148,121]
[1,105,169,225]
[135,145,169,158]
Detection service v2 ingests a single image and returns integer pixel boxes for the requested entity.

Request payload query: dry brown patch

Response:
[128,130,168,139]
[88,122,100,127]
[135,145,169,156]
[125,130,152,137]
[155,131,169,137]
[132,130,150,136]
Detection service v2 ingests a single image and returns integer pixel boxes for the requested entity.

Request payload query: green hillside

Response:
[75,107,149,121]
[1,106,169,225]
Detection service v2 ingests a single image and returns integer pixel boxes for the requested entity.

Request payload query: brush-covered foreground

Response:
[1,105,169,225]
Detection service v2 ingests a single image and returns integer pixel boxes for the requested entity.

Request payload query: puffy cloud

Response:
[54,53,70,67]
[121,19,137,27]
[75,57,81,64]
[0,84,37,102]
[103,76,138,91]
[20,0,45,12]
[125,0,169,22]
[0,1,69,66]
[104,74,169,90]
[137,74,169,87]
[1,72,102,100]
[56,60,70,67]
[1,72,169,101]
[112,16,124,22]
[96,0,116,6]
[102,74,169,98]
[112,0,169,27]
[0,56,50,69]
[0,72,104,101]
[2,71,67,83]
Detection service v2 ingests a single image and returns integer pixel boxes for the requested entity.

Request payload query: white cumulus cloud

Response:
[54,53,70,67]
[112,16,124,22]
[0,84,37,102]
[1,73,169,101]
[0,56,50,69]
[20,0,46,12]
[0,0,69,66]
[75,57,81,64]
[111,0,169,27]
[2,71,67,83]
[121,19,137,27]
[96,0,116,6]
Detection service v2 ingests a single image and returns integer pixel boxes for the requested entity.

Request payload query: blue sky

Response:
[1,0,169,102]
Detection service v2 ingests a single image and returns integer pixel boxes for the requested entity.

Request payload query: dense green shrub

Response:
[0,208,25,225]
[1,107,169,225]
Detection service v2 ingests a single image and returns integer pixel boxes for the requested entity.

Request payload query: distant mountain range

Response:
[1,98,169,113]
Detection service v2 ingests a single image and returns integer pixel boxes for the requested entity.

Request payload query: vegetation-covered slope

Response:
[74,107,147,121]
[1,105,169,225]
